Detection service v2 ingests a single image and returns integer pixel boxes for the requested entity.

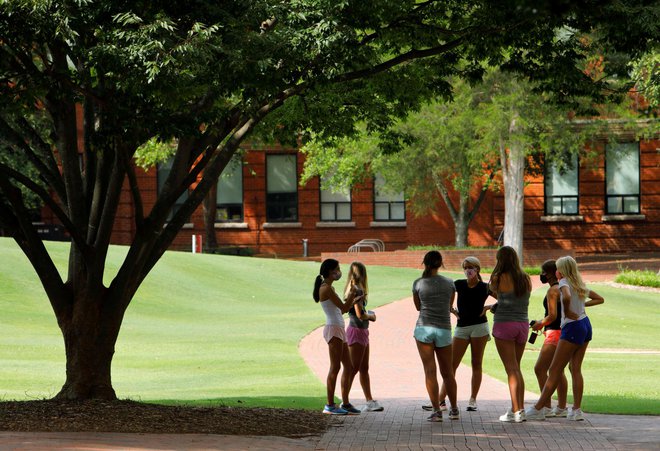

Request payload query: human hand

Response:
[368,310,376,322]
[532,321,544,331]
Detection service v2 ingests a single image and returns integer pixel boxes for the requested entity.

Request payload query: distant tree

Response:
[1,1,658,400]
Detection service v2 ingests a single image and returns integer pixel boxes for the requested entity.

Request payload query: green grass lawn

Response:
[0,237,657,414]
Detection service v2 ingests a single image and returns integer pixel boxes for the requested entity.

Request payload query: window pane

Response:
[546,158,578,196]
[547,198,562,214]
[320,203,336,221]
[217,158,243,204]
[608,197,623,213]
[321,188,350,202]
[336,203,351,220]
[623,196,639,213]
[374,173,404,201]
[374,203,389,220]
[563,198,578,214]
[267,192,297,221]
[267,154,297,193]
[157,158,188,220]
[391,203,405,220]
[606,142,639,195]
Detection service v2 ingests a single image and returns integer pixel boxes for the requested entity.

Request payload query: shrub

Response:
[614,269,660,288]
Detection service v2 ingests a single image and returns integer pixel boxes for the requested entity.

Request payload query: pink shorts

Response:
[492,321,529,345]
[346,326,369,346]
[323,325,346,344]
[543,329,561,346]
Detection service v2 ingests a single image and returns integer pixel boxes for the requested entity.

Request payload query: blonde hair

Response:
[344,261,368,301]
[462,256,483,281]
[556,256,588,299]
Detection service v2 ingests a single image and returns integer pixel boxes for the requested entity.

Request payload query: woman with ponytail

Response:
[313,259,363,415]
[412,250,459,422]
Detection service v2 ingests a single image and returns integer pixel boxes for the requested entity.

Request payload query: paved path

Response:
[2,270,659,450]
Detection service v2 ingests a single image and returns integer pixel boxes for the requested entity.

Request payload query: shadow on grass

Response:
[150,396,325,410]
[580,395,660,415]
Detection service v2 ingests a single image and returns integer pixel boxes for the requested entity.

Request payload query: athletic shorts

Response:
[346,326,370,346]
[323,325,346,344]
[414,325,452,348]
[543,329,562,346]
[561,316,592,346]
[454,322,491,341]
[492,321,529,345]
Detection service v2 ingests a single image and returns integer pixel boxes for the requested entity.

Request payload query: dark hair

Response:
[313,258,339,302]
[491,246,531,297]
[541,259,557,279]
[422,251,443,278]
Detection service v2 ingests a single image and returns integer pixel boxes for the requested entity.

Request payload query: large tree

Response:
[1,1,658,400]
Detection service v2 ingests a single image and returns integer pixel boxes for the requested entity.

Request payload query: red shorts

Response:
[543,329,561,346]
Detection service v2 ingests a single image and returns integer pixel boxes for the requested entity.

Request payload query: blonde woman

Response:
[436,256,493,412]
[525,256,604,421]
[344,262,383,412]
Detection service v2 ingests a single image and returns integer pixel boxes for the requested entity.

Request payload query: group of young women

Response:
[313,246,604,422]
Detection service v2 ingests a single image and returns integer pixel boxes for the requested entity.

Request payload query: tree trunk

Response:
[54,285,123,400]
[455,194,469,247]
[203,185,218,252]
[502,142,525,263]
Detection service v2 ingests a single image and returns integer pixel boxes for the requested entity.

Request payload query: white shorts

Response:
[323,325,346,343]
[453,322,491,341]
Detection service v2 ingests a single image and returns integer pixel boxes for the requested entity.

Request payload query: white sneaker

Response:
[514,409,526,423]
[499,409,515,422]
[546,406,568,418]
[568,407,584,421]
[524,406,546,421]
[467,398,478,411]
[363,400,384,412]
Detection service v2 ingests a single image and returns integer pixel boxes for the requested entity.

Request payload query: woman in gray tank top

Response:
[488,246,531,423]
[412,251,459,422]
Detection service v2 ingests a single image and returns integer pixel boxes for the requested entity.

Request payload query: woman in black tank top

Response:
[530,260,568,417]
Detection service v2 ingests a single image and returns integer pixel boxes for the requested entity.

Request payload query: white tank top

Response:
[321,287,345,326]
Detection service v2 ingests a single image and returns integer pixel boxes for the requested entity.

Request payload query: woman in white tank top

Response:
[313,259,363,415]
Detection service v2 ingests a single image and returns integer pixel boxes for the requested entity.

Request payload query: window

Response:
[266,154,298,222]
[216,157,243,222]
[606,142,640,214]
[157,157,188,222]
[544,155,579,215]
[320,178,351,221]
[373,174,405,221]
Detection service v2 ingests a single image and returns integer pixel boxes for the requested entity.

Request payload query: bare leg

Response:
[495,338,525,412]
[435,345,457,408]
[416,340,440,409]
[358,344,374,401]
[533,339,577,410]
[326,337,344,405]
[339,341,353,405]
[439,337,468,401]
[569,342,589,409]
[469,335,489,400]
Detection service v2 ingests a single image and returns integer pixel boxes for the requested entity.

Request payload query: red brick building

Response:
[103,137,659,257]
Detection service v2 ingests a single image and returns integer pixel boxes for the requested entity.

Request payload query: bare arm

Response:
[533,285,559,331]
[413,292,421,311]
[321,284,361,313]
[585,289,604,307]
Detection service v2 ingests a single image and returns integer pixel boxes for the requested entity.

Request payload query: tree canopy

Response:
[1,0,659,399]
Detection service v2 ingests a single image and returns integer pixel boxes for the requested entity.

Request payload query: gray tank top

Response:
[412,275,455,329]
[493,290,530,323]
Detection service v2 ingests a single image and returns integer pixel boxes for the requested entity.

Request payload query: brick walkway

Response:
[2,270,658,450]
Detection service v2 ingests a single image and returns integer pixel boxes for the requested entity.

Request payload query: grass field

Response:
[0,238,657,414]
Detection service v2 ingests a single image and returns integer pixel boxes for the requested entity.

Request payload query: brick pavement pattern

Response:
[2,270,659,450]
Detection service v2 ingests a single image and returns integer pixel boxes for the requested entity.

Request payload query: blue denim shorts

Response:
[561,316,592,346]
[414,325,452,348]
